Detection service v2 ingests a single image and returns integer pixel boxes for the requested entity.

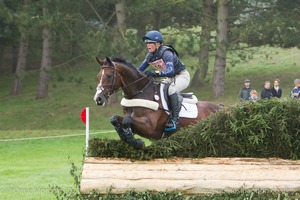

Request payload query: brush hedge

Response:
[88,98,300,160]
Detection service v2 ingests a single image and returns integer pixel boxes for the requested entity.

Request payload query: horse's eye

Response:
[107,74,112,79]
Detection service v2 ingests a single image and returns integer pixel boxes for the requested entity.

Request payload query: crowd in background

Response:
[238,78,300,102]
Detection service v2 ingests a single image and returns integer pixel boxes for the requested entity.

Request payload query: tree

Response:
[212,0,230,98]
[0,1,20,73]
[115,0,126,31]
[109,0,127,104]
[240,0,300,48]
[191,0,214,87]
[36,2,52,99]
[10,0,31,96]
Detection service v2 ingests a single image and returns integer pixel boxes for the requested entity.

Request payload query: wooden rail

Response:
[80,157,300,194]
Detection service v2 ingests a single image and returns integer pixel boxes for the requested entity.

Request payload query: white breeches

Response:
[162,70,190,95]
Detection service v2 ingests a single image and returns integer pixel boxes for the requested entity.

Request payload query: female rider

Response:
[138,30,190,131]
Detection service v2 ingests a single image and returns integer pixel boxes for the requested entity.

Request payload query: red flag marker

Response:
[81,108,86,124]
[81,107,89,154]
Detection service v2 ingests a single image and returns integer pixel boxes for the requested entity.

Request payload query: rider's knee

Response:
[168,86,177,95]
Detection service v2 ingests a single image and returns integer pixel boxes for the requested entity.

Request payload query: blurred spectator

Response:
[261,81,273,99]
[290,79,300,99]
[249,89,259,102]
[271,79,282,98]
[239,79,251,102]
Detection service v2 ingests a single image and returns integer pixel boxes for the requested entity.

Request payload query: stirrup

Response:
[165,119,177,131]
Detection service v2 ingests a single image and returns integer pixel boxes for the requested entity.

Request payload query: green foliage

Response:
[200,189,300,200]
[88,138,179,160]
[238,0,300,48]
[199,99,300,159]
[89,99,300,160]
[86,189,299,199]
[162,27,202,57]
[83,190,186,200]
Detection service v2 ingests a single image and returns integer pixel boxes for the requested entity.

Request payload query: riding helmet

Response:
[142,30,163,43]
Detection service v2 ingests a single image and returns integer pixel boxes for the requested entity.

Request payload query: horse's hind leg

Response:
[111,115,145,149]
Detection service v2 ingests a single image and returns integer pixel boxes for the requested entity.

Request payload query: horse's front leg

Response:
[122,116,145,149]
[110,115,127,141]
[110,115,145,149]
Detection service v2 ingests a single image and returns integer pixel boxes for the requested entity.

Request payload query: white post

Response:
[85,107,89,154]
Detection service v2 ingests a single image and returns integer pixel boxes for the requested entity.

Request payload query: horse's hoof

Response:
[162,132,171,139]
[134,139,145,149]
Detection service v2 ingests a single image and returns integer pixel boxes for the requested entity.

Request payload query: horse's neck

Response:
[119,66,149,98]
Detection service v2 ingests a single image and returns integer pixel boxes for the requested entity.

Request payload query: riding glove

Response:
[145,70,157,77]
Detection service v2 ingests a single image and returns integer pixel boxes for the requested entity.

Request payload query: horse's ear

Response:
[96,57,104,66]
[105,56,113,65]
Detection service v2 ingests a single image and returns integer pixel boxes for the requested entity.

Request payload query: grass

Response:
[0,46,300,199]
[0,131,116,200]
[0,135,84,199]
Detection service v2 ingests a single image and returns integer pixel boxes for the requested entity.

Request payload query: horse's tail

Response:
[218,103,224,109]
[210,103,224,113]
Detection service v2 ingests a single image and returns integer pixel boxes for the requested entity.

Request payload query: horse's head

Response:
[94,57,122,106]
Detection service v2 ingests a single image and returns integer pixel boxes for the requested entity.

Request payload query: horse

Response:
[94,56,222,149]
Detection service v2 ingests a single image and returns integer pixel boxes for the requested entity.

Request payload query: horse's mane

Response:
[109,56,138,72]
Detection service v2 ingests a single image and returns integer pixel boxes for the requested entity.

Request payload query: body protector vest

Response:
[145,46,186,76]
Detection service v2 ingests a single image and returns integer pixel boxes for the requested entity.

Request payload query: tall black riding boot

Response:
[165,93,182,131]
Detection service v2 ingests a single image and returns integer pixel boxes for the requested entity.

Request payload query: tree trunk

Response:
[199,0,213,79]
[10,0,30,96]
[0,46,4,72]
[212,0,230,98]
[11,42,19,74]
[115,0,126,31]
[109,0,127,104]
[10,32,28,96]
[36,7,52,99]
[153,11,162,30]
[191,0,213,87]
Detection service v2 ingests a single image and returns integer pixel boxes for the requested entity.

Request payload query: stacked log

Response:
[80,157,300,194]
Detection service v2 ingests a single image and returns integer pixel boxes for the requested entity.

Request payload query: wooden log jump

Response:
[80,157,300,195]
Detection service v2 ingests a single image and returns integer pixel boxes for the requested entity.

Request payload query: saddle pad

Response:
[120,98,159,110]
[160,84,198,119]
[180,102,198,118]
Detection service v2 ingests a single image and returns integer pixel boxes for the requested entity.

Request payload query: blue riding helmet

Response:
[142,30,163,43]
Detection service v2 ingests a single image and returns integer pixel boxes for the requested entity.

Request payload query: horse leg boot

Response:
[165,92,182,132]
[122,116,145,149]
[110,115,127,142]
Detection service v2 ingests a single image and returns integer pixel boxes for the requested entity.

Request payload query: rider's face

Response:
[146,42,159,53]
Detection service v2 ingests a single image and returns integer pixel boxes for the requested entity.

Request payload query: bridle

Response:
[98,61,151,99]
[98,63,117,97]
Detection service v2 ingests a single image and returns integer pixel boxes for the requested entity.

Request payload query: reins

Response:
[122,76,152,99]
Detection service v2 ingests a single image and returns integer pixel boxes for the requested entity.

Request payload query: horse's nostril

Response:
[96,97,103,105]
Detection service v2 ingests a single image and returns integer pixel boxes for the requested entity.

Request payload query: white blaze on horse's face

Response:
[94,69,106,106]
[98,69,105,92]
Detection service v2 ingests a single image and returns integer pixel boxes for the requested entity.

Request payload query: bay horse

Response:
[94,56,222,149]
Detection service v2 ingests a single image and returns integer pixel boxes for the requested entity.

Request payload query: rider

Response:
[137,30,191,131]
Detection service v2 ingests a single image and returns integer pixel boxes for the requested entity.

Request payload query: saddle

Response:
[120,82,199,118]
[160,82,198,118]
